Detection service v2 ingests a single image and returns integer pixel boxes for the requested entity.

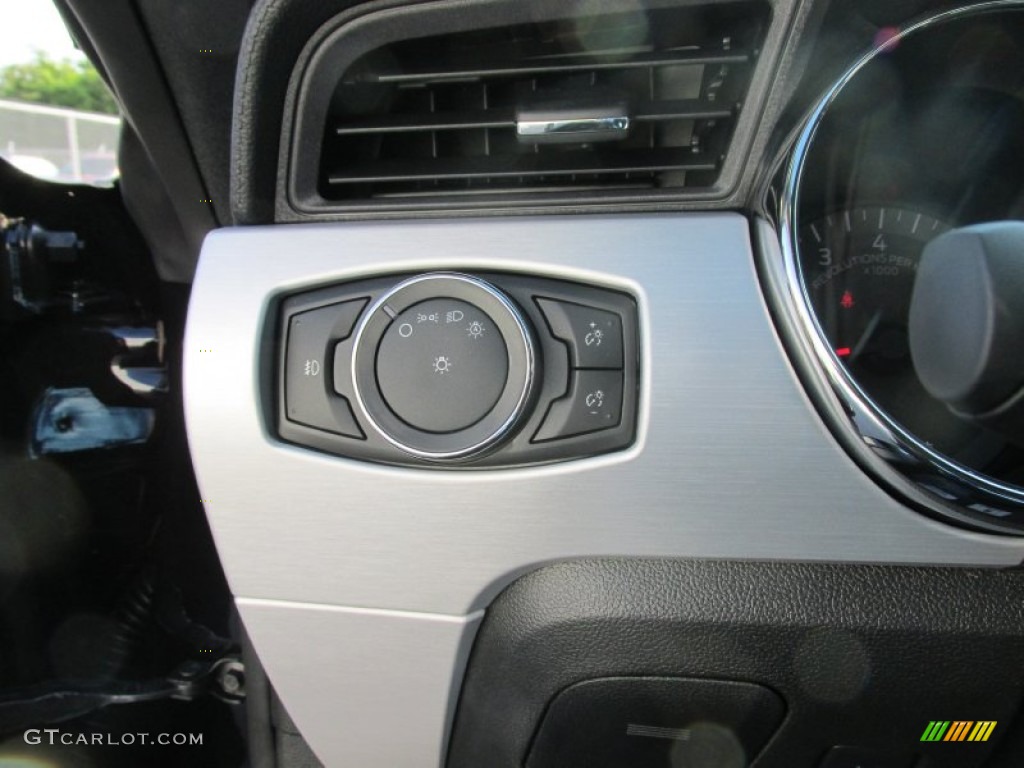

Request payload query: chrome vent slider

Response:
[516,97,630,144]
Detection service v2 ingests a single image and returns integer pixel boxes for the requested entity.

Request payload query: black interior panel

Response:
[526,676,785,767]
[448,559,1024,767]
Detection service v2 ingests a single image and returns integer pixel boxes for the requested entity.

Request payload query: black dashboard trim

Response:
[448,558,1024,768]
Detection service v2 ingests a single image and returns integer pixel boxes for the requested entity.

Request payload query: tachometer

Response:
[798,205,996,462]
[800,206,947,367]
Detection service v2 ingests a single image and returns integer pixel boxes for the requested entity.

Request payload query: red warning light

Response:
[840,290,855,309]
[835,347,852,357]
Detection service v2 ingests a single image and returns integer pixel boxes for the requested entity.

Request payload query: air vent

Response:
[314,2,769,205]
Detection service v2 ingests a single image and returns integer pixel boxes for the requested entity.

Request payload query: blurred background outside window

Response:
[0,0,120,185]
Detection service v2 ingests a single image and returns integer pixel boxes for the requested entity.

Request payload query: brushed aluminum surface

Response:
[184,214,1024,616]
[237,598,481,767]
[185,213,1024,767]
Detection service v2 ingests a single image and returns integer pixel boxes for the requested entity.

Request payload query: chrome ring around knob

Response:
[350,273,537,461]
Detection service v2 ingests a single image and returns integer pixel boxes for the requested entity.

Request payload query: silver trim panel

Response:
[237,598,482,767]
[184,214,1024,766]
[184,214,1024,617]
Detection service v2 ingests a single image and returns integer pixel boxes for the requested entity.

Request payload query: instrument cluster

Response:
[778,2,1024,531]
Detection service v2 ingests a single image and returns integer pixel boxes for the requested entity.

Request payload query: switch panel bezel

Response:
[274,270,640,468]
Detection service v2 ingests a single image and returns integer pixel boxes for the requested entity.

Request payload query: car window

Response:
[0,0,120,185]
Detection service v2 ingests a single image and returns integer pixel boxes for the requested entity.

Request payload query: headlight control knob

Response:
[351,273,537,460]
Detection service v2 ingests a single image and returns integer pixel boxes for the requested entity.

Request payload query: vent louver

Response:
[315,2,769,205]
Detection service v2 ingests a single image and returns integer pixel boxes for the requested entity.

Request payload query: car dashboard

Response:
[138,0,1024,765]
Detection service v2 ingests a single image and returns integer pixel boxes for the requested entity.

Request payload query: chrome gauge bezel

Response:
[776,1,1024,533]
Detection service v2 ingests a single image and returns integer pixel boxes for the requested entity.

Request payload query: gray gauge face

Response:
[799,206,1001,466]
[377,298,509,434]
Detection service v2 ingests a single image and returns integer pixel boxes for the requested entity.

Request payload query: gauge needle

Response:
[848,310,883,364]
